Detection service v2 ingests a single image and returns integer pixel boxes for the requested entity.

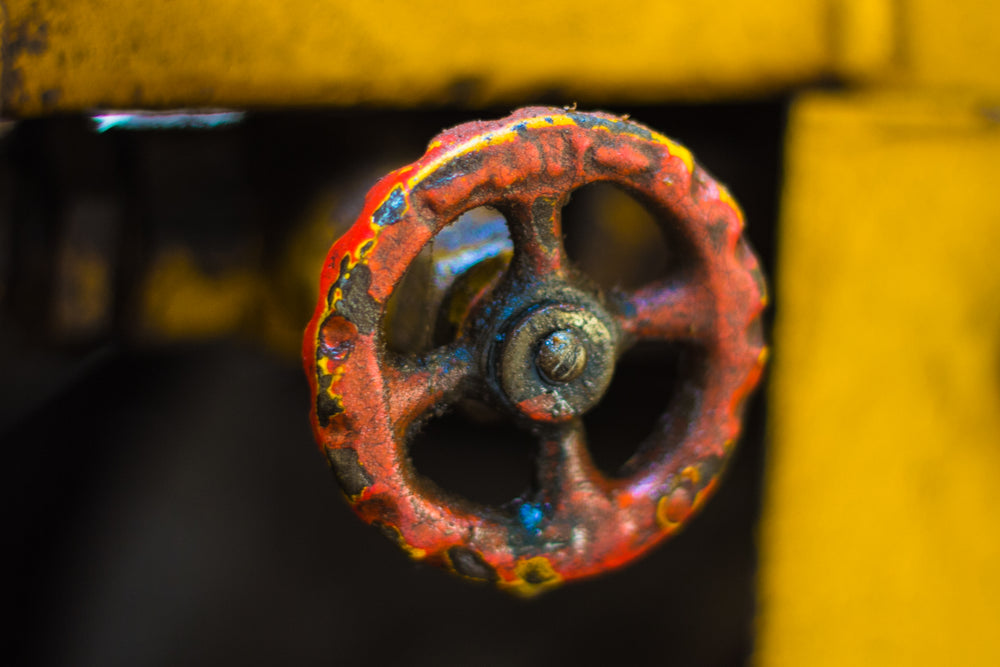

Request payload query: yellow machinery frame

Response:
[3,1,999,663]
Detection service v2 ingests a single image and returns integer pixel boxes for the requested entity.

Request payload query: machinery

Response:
[303,108,766,593]
[3,1,999,665]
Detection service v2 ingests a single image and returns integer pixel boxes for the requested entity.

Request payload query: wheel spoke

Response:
[505,195,567,279]
[385,343,475,430]
[617,280,714,343]
[536,419,606,505]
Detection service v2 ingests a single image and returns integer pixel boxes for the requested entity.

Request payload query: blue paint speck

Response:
[519,502,545,534]
[567,111,653,141]
[422,169,460,189]
[372,186,407,227]
[91,111,245,133]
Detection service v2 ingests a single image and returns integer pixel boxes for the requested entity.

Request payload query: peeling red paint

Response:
[304,107,766,594]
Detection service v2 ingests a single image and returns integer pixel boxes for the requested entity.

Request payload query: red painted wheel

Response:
[303,107,767,595]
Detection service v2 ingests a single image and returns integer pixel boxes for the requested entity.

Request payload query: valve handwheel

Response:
[303,107,767,596]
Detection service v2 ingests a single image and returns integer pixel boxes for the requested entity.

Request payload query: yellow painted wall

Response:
[893,0,1000,90]
[757,90,1000,665]
[0,0,888,116]
[5,0,998,114]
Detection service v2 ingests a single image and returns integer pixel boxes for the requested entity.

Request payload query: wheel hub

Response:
[495,300,616,423]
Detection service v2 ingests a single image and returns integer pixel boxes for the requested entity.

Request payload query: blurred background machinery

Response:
[2,1,999,665]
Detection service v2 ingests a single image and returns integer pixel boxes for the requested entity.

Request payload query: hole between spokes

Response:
[383,206,512,355]
[407,405,537,508]
[583,341,696,477]
[560,182,670,291]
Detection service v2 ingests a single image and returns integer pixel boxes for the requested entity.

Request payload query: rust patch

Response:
[303,107,767,593]
[326,447,373,499]
[448,546,499,582]
[328,255,379,335]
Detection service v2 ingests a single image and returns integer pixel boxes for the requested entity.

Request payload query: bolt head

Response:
[536,329,587,383]
[495,301,616,423]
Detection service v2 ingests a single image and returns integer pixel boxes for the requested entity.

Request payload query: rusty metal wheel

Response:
[304,107,767,595]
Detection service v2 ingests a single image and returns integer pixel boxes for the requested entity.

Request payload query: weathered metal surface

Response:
[0,0,892,117]
[758,91,1000,666]
[303,107,767,595]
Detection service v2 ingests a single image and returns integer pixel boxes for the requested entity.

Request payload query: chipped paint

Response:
[304,107,766,593]
[504,556,563,597]
[517,502,545,535]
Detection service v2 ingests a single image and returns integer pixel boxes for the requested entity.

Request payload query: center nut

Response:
[497,302,617,423]
[536,329,587,384]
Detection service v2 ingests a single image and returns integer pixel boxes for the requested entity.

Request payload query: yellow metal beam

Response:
[893,0,1000,91]
[0,0,891,116]
[758,90,1000,665]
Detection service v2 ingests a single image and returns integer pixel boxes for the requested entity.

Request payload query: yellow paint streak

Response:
[316,181,398,334]
[655,495,679,531]
[691,478,717,513]
[0,0,862,116]
[522,115,577,130]
[325,183,405,317]
[503,556,563,597]
[406,128,519,190]
[757,91,1000,666]
[311,183,399,398]
[404,112,695,204]
[323,244,376,329]
[717,185,745,226]
[402,114,579,196]
[681,465,701,485]
[317,356,336,376]
[403,544,426,560]
[649,132,695,175]
[356,238,375,260]
[382,525,427,560]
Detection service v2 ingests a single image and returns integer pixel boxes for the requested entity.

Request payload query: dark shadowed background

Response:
[3,102,780,666]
